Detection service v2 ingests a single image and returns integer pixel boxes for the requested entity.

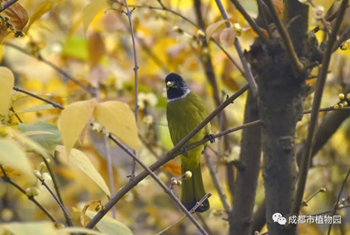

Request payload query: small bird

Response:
[165,73,210,212]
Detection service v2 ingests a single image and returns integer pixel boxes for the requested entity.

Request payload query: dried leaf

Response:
[205,19,227,42]
[162,160,181,176]
[220,28,236,48]
[88,32,106,67]
[273,0,284,19]
[80,200,101,226]
[4,2,29,30]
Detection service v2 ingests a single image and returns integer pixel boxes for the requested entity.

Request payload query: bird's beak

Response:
[166,81,174,88]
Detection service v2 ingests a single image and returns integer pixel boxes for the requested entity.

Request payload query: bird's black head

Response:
[165,73,191,101]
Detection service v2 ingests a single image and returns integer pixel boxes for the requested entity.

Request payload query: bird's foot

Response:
[181,146,189,157]
[206,134,215,143]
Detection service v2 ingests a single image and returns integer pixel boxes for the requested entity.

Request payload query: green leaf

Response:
[56,145,111,197]
[1,221,56,235]
[18,122,61,155]
[61,37,89,61]
[85,211,134,235]
[0,139,36,184]
[15,104,56,113]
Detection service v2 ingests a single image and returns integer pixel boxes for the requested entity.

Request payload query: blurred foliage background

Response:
[0,0,350,234]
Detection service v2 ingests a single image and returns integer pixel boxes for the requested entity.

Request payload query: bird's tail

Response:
[181,164,210,212]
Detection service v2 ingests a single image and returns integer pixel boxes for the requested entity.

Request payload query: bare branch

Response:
[204,152,231,213]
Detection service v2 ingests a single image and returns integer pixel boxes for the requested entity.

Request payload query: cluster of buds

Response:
[0,16,25,38]
[170,171,192,189]
[25,159,52,197]
[333,93,350,110]
[340,39,350,51]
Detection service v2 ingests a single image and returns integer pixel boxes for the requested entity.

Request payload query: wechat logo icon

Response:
[272,213,286,225]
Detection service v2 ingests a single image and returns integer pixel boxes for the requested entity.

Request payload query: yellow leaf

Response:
[83,0,108,36]
[4,2,29,31]
[94,101,138,151]
[220,27,236,48]
[85,211,134,235]
[58,99,97,157]
[0,139,36,184]
[0,67,14,120]
[2,221,56,235]
[56,145,111,197]
[205,19,227,42]
[26,0,54,32]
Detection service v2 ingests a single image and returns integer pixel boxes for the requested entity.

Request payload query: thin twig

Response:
[13,87,64,110]
[301,188,326,207]
[0,165,57,223]
[4,42,95,96]
[103,135,116,218]
[36,174,74,226]
[10,107,22,123]
[214,0,258,95]
[263,0,304,73]
[122,0,139,181]
[229,0,271,44]
[313,205,350,216]
[204,152,231,213]
[0,0,18,13]
[110,137,209,235]
[211,38,245,76]
[291,0,349,219]
[256,0,273,39]
[327,168,350,235]
[41,156,70,225]
[156,193,212,235]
